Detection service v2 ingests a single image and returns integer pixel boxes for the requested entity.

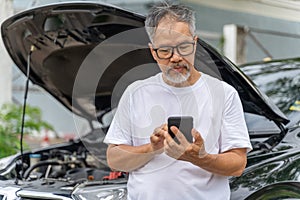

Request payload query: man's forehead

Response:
[155,27,191,35]
[153,30,193,45]
[153,21,193,45]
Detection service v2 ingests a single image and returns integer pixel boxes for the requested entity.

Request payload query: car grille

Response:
[14,189,73,200]
[19,197,71,200]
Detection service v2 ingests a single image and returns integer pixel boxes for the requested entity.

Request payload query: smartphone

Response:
[168,116,193,143]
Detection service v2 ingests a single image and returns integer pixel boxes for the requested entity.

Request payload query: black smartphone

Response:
[168,116,193,143]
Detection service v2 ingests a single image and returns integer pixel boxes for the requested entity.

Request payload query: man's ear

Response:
[148,43,158,61]
[193,36,198,51]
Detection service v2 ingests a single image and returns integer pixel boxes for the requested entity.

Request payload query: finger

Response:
[151,128,163,142]
[161,123,168,131]
[170,126,180,136]
[150,134,159,143]
[164,131,178,147]
[191,129,204,146]
[164,137,174,147]
[164,135,184,160]
[155,126,162,133]
[164,139,179,159]
[170,126,189,145]
[153,127,164,137]
[164,127,173,140]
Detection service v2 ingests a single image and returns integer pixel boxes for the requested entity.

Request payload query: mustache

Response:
[168,63,190,70]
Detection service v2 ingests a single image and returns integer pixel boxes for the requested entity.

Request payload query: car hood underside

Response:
[1,2,289,125]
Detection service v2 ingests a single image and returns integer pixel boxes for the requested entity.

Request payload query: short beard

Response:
[164,64,191,84]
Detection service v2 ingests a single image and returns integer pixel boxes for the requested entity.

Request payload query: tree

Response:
[0,103,54,158]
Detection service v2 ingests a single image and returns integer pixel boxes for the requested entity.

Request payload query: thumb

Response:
[192,129,204,146]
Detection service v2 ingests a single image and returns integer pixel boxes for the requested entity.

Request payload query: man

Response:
[104,2,252,200]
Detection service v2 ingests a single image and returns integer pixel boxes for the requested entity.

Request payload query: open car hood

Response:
[1,2,289,125]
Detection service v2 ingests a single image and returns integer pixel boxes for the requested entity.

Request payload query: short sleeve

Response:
[103,85,133,145]
[220,87,252,153]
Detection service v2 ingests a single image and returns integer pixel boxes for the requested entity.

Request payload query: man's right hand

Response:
[107,124,167,172]
[150,124,167,154]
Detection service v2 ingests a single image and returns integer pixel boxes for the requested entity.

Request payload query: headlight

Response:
[72,184,127,200]
[0,186,20,200]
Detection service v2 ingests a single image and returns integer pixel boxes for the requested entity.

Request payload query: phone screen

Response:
[168,116,193,143]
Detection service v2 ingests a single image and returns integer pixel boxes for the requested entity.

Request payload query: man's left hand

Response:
[164,126,207,161]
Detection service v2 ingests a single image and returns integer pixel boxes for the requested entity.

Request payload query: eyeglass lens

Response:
[155,42,194,59]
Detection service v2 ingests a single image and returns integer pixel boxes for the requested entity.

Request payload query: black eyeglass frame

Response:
[152,41,196,60]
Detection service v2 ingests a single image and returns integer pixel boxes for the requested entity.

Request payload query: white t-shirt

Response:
[104,73,252,200]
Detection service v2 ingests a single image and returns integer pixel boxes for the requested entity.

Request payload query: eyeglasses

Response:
[153,41,195,59]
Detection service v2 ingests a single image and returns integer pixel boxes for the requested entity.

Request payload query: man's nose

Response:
[170,49,182,62]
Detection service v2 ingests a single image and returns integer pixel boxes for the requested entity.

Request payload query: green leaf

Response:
[0,103,55,158]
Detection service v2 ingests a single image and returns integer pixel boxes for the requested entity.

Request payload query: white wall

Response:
[0,0,13,107]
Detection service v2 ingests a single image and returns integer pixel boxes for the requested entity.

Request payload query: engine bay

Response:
[0,132,127,195]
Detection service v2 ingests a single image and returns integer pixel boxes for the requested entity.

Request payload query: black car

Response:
[0,2,298,200]
[230,58,300,200]
[240,58,300,123]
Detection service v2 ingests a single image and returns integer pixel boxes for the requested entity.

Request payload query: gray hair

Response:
[145,1,196,43]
